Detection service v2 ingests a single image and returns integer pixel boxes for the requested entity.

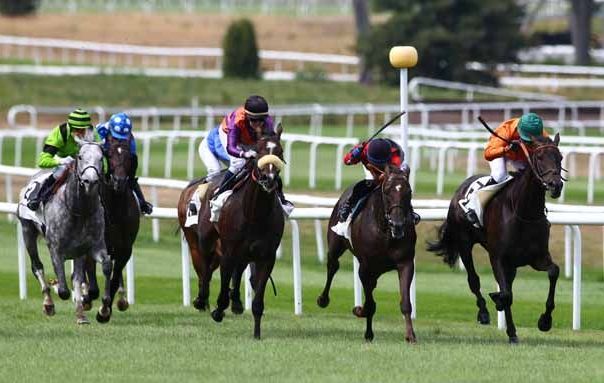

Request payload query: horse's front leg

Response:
[49,249,71,301]
[22,221,55,316]
[211,251,236,323]
[72,257,90,325]
[531,254,559,332]
[251,258,275,339]
[397,259,417,343]
[82,255,99,311]
[229,260,248,315]
[352,263,377,342]
[92,246,113,324]
[491,266,518,343]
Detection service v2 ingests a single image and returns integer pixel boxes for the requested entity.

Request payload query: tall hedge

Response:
[222,19,261,79]
[0,0,40,15]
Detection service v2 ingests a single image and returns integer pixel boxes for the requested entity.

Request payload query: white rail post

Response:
[314,219,325,263]
[565,225,572,278]
[309,142,319,189]
[571,225,582,330]
[245,265,252,311]
[126,254,135,304]
[180,233,191,306]
[291,220,302,315]
[17,220,27,300]
[497,283,506,330]
[353,257,362,307]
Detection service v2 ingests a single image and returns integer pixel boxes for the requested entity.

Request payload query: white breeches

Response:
[489,157,527,183]
[218,128,246,173]
[199,138,226,180]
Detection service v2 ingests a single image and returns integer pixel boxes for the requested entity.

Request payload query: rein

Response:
[519,141,560,188]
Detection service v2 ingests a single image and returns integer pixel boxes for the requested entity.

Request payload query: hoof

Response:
[364,331,374,342]
[43,304,55,316]
[193,297,209,311]
[406,332,417,344]
[58,288,71,301]
[211,309,224,323]
[96,307,112,324]
[508,336,519,345]
[77,316,90,325]
[316,295,329,308]
[477,310,490,325]
[352,306,365,318]
[231,301,244,315]
[538,314,552,332]
[83,301,92,311]
[117,299,129,312]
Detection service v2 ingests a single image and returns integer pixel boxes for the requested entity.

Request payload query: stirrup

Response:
[465,210,480,227]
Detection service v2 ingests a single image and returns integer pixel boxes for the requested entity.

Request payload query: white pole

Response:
[180,234,190,306]
[411,259,416,319]
[572,225,582,330]
[17,220,27,300]
[497,283,506,330]
[291,220,302,315]
[565,225,572,278]
[244,265,252,311]
[126,254,135,304]
[400,68,409,156]
[353,257,362,307]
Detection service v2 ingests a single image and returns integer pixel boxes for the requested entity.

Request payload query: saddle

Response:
[458,175,513,227]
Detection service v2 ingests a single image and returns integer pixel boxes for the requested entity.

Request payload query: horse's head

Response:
[525,133,564,199]
[252,123,285,193]
[105,135,132,193]
[381,165,413,239]
[74,136,104,195]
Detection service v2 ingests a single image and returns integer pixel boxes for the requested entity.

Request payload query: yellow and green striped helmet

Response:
[67,108,92,130]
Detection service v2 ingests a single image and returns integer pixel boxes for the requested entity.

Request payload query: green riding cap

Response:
[518,113,543,142]
[67,108,92,129]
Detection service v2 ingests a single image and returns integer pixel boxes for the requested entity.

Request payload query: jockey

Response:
[211,95,289,205]
[97,112,153,215]
[484,112,546,184]
[198,125,230,182]
[27,108,98,211]
[465,112,546,226]
[337,138,420,224]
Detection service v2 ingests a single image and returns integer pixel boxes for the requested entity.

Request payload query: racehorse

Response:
[195,124,285,339]
[427,134,564,343]
[317,165,418,343]
[84,135,141,323]
[177,172,247,314]
[18,134,111,324]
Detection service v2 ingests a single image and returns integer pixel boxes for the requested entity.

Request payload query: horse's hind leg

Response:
[459,245,490,325]
[493,267,518,343]
[317,231,347,308]
[531,254,559,332]
[116,272,129,311]
[211,253,236,323]
[72,257,90,325]
[21,220,54,316]
[82,255,99,311]
[229,260,247,315]
[397,260,417,343]
[352,265,377,342]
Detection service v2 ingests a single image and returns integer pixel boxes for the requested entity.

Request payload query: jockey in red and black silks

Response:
[338,138,420,224]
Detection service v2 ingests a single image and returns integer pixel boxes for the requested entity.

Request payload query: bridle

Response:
[519,141,562,188]
[380,173,411,230]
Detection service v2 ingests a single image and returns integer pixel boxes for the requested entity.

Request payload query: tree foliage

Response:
[222,19,261,79]
[360,0,526,85]
[0,0,39,15]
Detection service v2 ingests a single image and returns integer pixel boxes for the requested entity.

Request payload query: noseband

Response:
[380,177,410,228]
[75,142,103,186]
[519,141,561,187]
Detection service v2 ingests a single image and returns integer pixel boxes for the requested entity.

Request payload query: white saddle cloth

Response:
[458,175,513,227]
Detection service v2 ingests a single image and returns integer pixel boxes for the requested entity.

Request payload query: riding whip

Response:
[364,111,407,144]
[477,116,512,145]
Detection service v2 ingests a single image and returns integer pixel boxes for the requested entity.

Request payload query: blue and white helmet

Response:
[108,112,132,140]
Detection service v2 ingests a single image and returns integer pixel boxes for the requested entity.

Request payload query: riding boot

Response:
[213,170,236,198]
[27,175,56,211]
[276,178,291,205]
[130,177,153,215]
[410,206,421,225]
[338,180,372,222]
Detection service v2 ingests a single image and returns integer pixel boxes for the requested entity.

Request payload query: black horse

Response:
[194,124,285,339]
[317,165,417,343]
[427,134,564,343]
[84,135,140,322]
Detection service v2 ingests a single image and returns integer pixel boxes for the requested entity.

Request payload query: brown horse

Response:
[182,125,285,339]
[427,134,564,343]
[317,165,417,343]
[177,172,245,314]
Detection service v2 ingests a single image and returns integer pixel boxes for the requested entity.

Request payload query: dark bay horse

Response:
[427,134,564,343]
[177,171,245,314]
[18,136,111,324]
[85,135,141,323]
[195,124,285,339]
[317,165,417,343]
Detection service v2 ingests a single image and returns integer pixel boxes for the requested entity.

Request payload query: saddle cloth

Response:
[208,189,294,223]
[458,175,513,227]
[184,183,210,227]
[17,171,52,234]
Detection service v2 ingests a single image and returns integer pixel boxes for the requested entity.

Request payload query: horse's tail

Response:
[426,218,460,268]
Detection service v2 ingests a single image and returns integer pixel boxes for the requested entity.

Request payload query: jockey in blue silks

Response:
[198,124,230,182]
[97,112,153,215]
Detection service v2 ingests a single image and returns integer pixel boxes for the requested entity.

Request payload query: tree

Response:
[359,0,526,85]
[222,19,261,79]
[353,0,372,85]
[568,0,595,65]
[0,0,39,15]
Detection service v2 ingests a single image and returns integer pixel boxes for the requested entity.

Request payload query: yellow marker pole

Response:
[389,46,418,162]
[389,46,418,319]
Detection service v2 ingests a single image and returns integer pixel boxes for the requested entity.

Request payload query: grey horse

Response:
[18,135,112,324]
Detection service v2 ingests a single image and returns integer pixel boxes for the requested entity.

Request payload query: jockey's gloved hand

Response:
[242,150,257,159]
[350,144,363,159]
[507,140,520,152]
[59,156,75,165]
